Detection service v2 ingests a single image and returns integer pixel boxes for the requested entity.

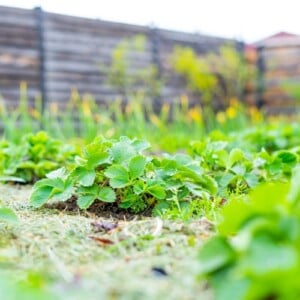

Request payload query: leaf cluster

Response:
[198,167,300,300]
[30,136,217,213]
[0,131,77,183]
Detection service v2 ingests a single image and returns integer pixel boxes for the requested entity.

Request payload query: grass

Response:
[0,184,213,299]
[0,83,259,152]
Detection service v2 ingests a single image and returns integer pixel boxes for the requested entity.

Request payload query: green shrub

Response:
[198,167,300,300]
[30,136,217,214]
[0,131,77,183]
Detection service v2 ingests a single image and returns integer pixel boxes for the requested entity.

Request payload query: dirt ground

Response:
[0,184,213,300]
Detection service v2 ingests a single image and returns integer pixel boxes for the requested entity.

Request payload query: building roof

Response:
[254,31,300,48]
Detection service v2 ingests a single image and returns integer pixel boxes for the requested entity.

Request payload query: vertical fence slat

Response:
[35,6,47,112]
[256,46,265,108]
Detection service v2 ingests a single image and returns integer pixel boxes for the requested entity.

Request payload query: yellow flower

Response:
[82,100,91,116]
[20,81,27,93]
[180,94,189,111]
[226,106,237,119]
[216,111,226,124]
[249,106,263,123]
[188,107,202,123]
[30,108,40,119]
[161,103,170,117]
[149,113,164,129]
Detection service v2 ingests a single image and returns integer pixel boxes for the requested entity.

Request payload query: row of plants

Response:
[0,123,299,216]
[14,122,294,216]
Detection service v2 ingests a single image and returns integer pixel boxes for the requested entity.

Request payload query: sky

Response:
[0,0,299,43]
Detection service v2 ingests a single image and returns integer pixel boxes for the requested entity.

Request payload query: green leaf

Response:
[46,167,67,179]
[72,167,96,187]
[133,180,145,194]
[98,187,116,203]
[77,184,99,196]
[219,173,236,188]
[111,141,136,163]
[210,269,250,300]
[198,236,236,274]
[276,151,297,166]
[241,235,298,275]
[218,196,251,235]
[198,174,218,195]
[51,182,73,202]
[30,186,53,207]
[77,195,95,209]
[244,173,259,188]
[288,166,300,205]
[147,185,166,199]
[227,148,244,169]
[231,164,246,176]
[131,139,150,152]
[129,155,147,179]
[34,177,64,190]
[0,207,18,223]
[0,176,25,183]
[104,165,130,188]
[85,143,110,168]
[250,182,289,213]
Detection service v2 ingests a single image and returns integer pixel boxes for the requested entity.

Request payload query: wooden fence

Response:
[255,33,300,114]
[0,5,233,109]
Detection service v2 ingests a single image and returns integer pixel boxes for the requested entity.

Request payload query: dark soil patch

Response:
[44,196,152,220]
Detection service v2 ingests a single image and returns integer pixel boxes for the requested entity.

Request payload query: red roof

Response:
[265,31,299,39]
[254,31,300,48]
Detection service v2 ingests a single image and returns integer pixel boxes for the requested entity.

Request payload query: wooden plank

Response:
[47,71,104,82]
[45,28,152,49]
[44,59,152,73]
[0,77,39,86]
[0,5,36,17]
[45,12,149,35]
[0,88,40,99]
[159,28,227,44]
[0,55,39,67]
[46,90,122,102]
[44,38,152,59]
[45,48,152,65]
[0,46,39,58]
[46,81,115,94]
[0,36,38,48]
[0,14,37,27]
[0,24,38,36]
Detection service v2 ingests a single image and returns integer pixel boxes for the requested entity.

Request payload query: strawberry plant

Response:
[198,167,300,300]
[190,132,299,197]
[0,131,77,183]
[30,136,217,214]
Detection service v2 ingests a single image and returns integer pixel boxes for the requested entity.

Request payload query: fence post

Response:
[149,26,162,109]
[34,6,47,113]
[256,46,265,108]
[236,40,245,53]
[235,40,246,102]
